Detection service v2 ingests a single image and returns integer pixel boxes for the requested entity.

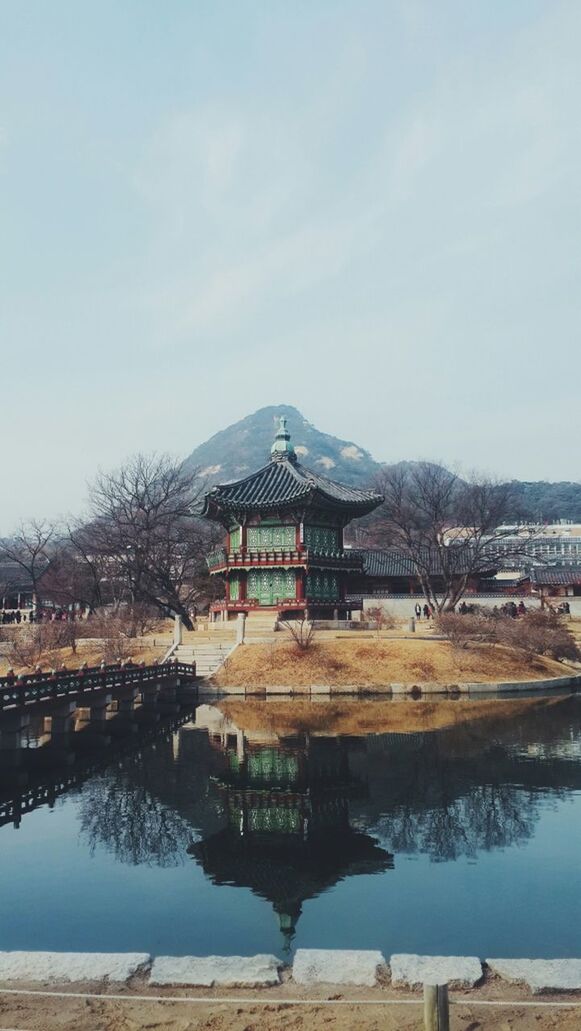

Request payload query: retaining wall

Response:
[201,673,581,697]
[361,595,581,618]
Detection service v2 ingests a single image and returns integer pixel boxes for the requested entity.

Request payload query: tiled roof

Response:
[202,458,383,517]
[361,550,416,577]
[359,548,498,578]
[529,566,581,586]
[0,560,35,591]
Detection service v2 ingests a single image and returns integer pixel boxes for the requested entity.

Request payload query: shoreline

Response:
[1,950,581,1031]
[204,672,581,696]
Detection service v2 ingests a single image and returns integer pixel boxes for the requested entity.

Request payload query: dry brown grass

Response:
[212,637,567,688]
[0,640,169,676]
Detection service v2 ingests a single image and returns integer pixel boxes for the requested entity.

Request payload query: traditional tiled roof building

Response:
[202,416,383,619]
[527,565,581,597]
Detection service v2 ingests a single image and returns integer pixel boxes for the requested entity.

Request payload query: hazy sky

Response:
[1,1,580,532]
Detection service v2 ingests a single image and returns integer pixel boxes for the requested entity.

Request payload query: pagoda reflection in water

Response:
[189,706,393,950]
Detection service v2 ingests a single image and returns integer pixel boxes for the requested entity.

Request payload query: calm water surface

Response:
[1,693,580,958]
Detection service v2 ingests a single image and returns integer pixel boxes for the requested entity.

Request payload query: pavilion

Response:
[202,416,383,620]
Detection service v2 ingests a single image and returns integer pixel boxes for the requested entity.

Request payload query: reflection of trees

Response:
[371,784,539,861]
[74,726,225,867]
[77,771,195,867]
[357,725,576,861]
[70,698,581,870]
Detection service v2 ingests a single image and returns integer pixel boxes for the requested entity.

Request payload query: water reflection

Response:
[189,709,393,949]
[2,693,581,954]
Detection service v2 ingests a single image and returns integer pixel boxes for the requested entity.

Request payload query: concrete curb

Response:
[487,958,581,994]
[390,953,482,988]
[1,951,581,993]
[150,954,281,987]
[0,951,150,983]
[293,949,385,986]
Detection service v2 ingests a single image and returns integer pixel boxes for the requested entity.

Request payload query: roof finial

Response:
[270,414,297,463]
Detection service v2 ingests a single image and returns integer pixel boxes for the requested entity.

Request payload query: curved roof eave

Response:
[201,457,383,519]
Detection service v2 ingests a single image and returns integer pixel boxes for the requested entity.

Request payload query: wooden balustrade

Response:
[0,661,196,714]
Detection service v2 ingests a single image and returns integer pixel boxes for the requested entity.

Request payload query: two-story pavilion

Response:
[202,417,383,620]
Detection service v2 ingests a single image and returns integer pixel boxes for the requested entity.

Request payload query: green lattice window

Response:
[306,572,339,601]
[229,574,240,601]
[247,568,296,605]
[247,524,295,550]
[229,525,242,551]
[247,749,299,783]
[304,525,339,554]
[249,807,301,833]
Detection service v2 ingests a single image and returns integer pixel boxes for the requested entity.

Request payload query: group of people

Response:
[414,602,434,621]
[1,608,76,625]
[1,609,26,624]
[411,597,574,622]
[493,601,527,618]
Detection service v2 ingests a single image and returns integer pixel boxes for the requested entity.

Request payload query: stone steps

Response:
[175,642,234,678]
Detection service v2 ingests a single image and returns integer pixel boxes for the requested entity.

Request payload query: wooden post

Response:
[423,983,449,1031]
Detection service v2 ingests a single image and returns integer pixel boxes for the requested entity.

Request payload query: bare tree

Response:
[64,519,116,611]
[367,463,535,613]
[280,618,315,651]
[0,519,57,611]
[85,454,219,630]
[8,621,81,669]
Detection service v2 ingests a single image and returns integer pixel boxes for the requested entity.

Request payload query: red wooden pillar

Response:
[225,577,231,601]
[241,523,247,553]
[239,572,247,601]
[296,570,305,602]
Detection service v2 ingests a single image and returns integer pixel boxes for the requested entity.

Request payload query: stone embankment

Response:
[1,949,581,994]
[201,672,581,696]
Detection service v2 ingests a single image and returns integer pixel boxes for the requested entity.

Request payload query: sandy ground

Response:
[1,982,581,1031]
[213,638,569,689]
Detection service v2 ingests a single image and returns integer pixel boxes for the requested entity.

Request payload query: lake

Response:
[1,693,580,959]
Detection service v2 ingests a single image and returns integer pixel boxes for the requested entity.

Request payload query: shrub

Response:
[279,619,314,652]
[366,606,396,630]
[437,607,581,665]
[496,609,581,664]
[8,623,75,670]
[436,612,496,650]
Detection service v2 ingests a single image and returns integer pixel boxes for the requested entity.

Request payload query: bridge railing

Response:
[0,660,197,713]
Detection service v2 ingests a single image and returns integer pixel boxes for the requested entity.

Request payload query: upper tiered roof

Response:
[201,417,383,522]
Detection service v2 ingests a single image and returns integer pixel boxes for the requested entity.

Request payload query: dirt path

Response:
[2,984,581,1031]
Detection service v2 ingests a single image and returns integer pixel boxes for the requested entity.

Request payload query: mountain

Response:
[182,404,382,487]
[182,405,581,521]
[503,481,581,524]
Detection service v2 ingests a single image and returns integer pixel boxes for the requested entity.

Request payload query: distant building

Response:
[0,560,35,619]
[348,549,498,598]
[525,566,581,599]
[485,523,581,567]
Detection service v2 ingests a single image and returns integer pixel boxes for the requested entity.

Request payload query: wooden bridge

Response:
[0,661,198,755]
[0,660,196,714]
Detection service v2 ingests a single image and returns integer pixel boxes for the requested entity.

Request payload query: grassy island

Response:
[211,636,572,690]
